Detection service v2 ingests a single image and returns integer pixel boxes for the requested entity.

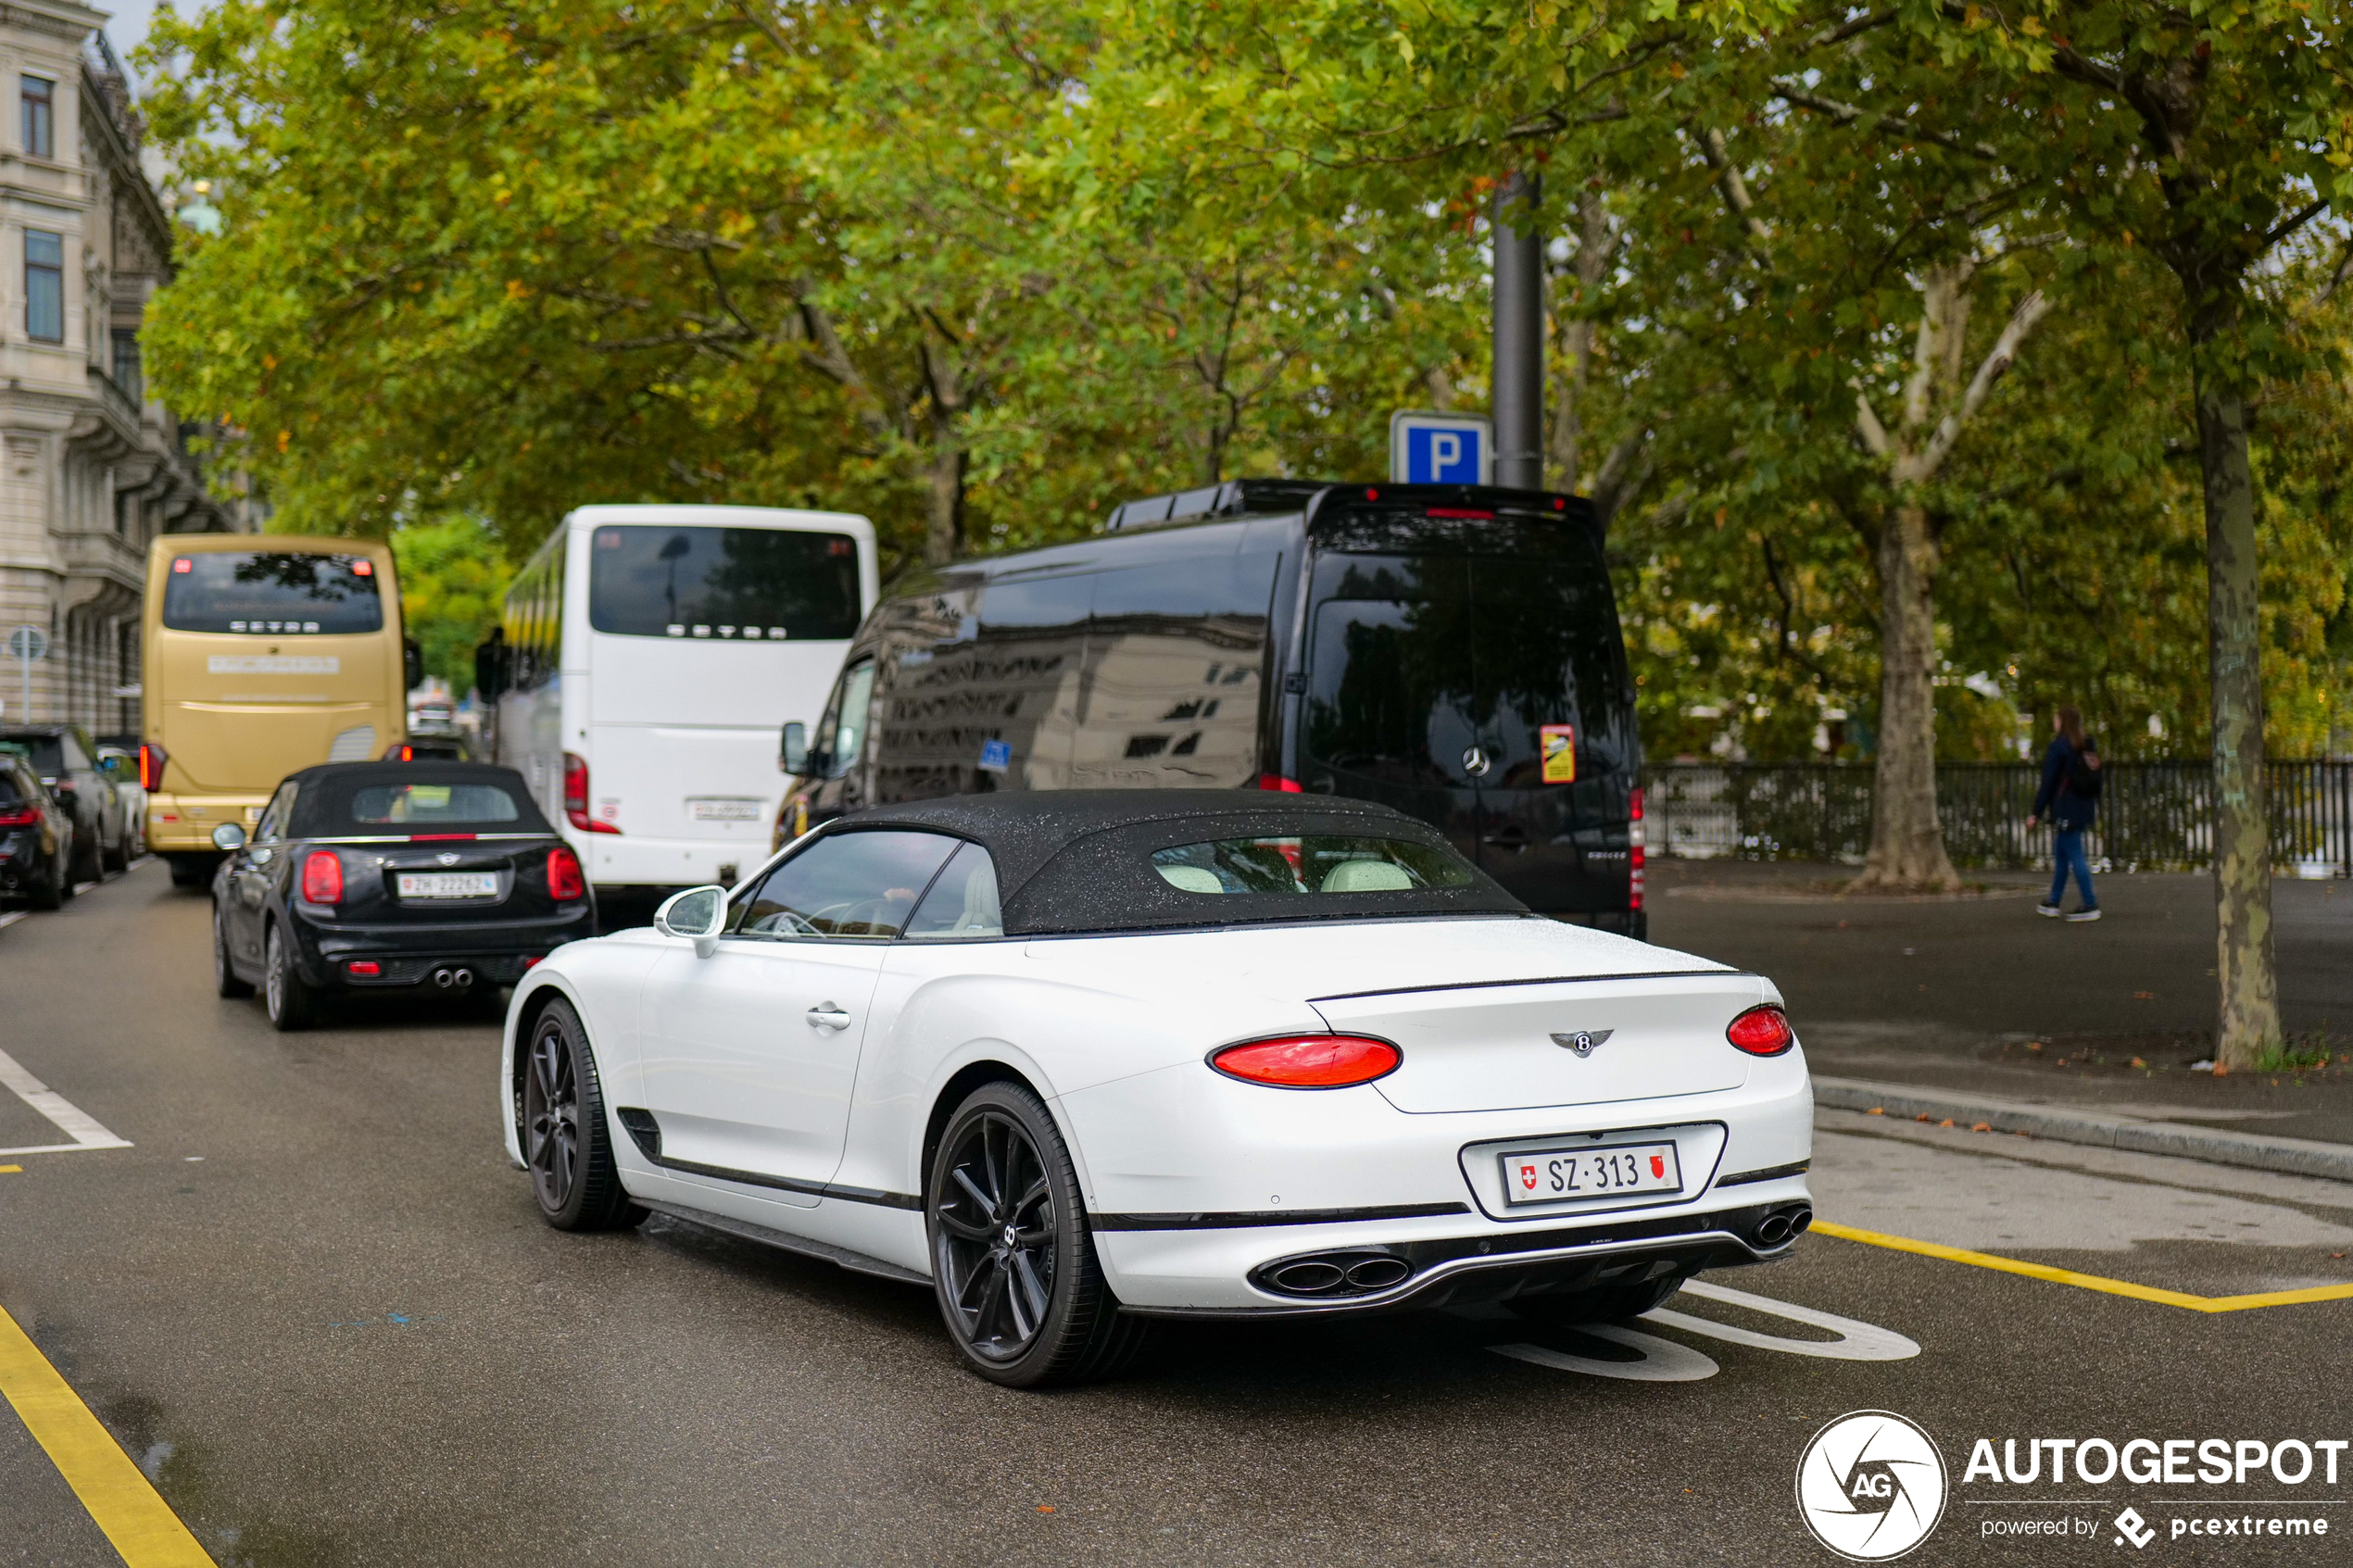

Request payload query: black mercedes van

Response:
[778,480,1644,937]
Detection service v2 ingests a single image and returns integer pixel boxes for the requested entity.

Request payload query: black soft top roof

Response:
[821,789,1527,936]
[283,761,555,837]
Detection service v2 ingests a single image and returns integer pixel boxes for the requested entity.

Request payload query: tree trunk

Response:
[923,437,964,567]
[1854,502,1960,891]
[2192,361,2282,1069]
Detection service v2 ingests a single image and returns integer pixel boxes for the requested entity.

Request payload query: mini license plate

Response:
[1501,1141,1682,1206]
[396,872,499,900]
[689,798,764,822]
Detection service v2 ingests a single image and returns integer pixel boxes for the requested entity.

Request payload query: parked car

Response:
[0,746,73,908]
[504,790,1809,1388]
[0,724,128,880]
[95,746,147,849]
[384,727,472,762]
[778,480,1644,936]
[211,761,595,1031]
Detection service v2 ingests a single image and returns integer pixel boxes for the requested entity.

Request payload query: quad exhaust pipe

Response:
[1257,1249,1416,1298]
[431,966,476,990]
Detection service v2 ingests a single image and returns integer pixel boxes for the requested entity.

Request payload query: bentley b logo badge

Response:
[1551,1029,1613,1057]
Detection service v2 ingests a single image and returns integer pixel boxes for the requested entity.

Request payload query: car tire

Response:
[263,923,320,1032]
[104,831,129,875]
[27,847,65,910]
[1508,1268,1690,1325]
[213,901,253,998]
[168,856,210,890]
[925,1081,1148,1388]
[69,829,100,887]
[522,997,647,1232]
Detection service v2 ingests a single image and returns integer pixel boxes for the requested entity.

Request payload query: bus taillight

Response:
[139,742,168,792]
[562,752,622,834]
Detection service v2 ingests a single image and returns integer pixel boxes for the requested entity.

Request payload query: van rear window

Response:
[161,553,384,634]
[588,526,862,640]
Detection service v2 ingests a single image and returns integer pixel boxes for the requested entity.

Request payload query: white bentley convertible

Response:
[500,791,1813,1386]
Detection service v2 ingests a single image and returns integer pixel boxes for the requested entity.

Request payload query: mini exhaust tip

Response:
[1270,1261,1346,1294]
[432,967,455,989]
[452,967,474,988]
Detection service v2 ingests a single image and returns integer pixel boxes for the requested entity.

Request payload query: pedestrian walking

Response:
[2026,705,2103,922]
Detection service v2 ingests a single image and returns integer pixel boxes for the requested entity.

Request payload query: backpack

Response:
[2062,741,2103,801]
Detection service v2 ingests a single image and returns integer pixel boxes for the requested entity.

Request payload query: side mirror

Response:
[654,884,729,959]
[210,822,246,852]
[403,637,424,692]
[474,636,509,700]
[780,721,808,775]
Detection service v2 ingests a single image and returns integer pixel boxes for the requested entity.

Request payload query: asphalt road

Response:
[4,864,2351,1566]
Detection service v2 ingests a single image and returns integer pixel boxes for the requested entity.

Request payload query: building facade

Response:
[0,2,244,741]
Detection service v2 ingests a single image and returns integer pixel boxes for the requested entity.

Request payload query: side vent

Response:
[614,1108,662,1161]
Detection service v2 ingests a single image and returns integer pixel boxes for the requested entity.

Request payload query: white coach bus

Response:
[477,505,877,897]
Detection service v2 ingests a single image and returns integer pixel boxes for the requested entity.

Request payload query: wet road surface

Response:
[3,862,2349,1565]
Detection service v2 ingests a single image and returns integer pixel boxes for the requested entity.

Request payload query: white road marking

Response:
[0,1045,131,1157]
[0,911,25,933]
[1491,1324,1721,1381]
[1642,1278,1920,1361]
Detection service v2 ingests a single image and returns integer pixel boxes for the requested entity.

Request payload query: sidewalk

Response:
[1645,858,2353,1162]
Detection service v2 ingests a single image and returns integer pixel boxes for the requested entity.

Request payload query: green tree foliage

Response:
[389,517,507,689]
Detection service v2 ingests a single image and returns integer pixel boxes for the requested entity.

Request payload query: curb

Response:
[1812,1075,2353,1185]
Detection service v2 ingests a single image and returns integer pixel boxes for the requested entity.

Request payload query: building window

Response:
[21,77,51,158]
[112,328,141,402]
[25,230,62,343]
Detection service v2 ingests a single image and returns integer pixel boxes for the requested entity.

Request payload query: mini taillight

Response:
[562,752,622,834]
[347,960,381,977]
[547,845,585,900]
[1629,785,1645,911]
[139,741,168,792]
[1210,1035,1401,1088]
[1727,1005,1794,1057]
[1254,773,1303,793]
[301,850,344,904]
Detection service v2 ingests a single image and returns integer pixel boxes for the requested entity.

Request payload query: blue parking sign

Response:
[1389,410,1493,485]
[978,738,1012,773]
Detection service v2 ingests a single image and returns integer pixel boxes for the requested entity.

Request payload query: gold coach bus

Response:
[140,535,417,885]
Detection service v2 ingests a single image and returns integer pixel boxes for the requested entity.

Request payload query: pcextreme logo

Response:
[1796,1410,1950,1561]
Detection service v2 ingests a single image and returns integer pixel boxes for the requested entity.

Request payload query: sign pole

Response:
[1491,170,1544,490]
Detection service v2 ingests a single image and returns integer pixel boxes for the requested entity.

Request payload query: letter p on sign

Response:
[1390,411,1494,485]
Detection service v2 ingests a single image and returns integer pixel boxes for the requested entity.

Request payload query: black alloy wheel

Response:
[213,901,252,997]
[522,997,645,1232]
[263,923,318,1032]
[28,840,65,909]
[926,1082,1147,1388]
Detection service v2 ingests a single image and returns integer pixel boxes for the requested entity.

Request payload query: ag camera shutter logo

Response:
[1796,1410,1948,1561]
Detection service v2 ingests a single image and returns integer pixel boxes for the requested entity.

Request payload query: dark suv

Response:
[0,746,73,906]
[0,725,130,882]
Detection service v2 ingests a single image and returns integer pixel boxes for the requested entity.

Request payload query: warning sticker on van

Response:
[206,655,341,675]
[1541,724,1577,784]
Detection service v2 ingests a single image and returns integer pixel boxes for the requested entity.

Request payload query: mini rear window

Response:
[349,784,522,824]
[1151,835,1476,895]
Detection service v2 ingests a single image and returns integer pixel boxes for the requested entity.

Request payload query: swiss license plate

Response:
[1501,1141,1682,1206]
[396,872,499,900]
[689,798,764,822]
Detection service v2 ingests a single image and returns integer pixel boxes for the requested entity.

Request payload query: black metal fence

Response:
[1642,760,2353,875]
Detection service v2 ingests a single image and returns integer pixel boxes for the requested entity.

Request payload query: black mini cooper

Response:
[210,761,594,1030]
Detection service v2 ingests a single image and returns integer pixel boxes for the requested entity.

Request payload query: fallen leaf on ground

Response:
[1868,1107,1884,1115]
[1971,1123,1992,1132]
[2134,991,2156,999]
[2130,1057,2147,1068]
[1938,1118,1956,1128]
[1916,1112,1933,1123]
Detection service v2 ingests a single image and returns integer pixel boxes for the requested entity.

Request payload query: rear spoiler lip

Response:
[1306,967,1759,1005]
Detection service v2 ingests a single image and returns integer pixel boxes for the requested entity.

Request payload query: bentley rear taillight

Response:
[1210,1035,1401,1089]
[1726,1005,1794,1057]
[301,850,344,905]
[547,844,585,901]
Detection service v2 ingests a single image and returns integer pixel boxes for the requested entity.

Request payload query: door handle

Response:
[806,1003,853,1031]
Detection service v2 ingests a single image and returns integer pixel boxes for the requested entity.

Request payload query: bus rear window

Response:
[588,526,862,640]
[161,553,384,634]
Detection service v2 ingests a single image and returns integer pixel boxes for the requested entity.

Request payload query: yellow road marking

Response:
[0,1304,215,1566]
[0,1165,20,1173]
[1815,1220,2353,1313]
